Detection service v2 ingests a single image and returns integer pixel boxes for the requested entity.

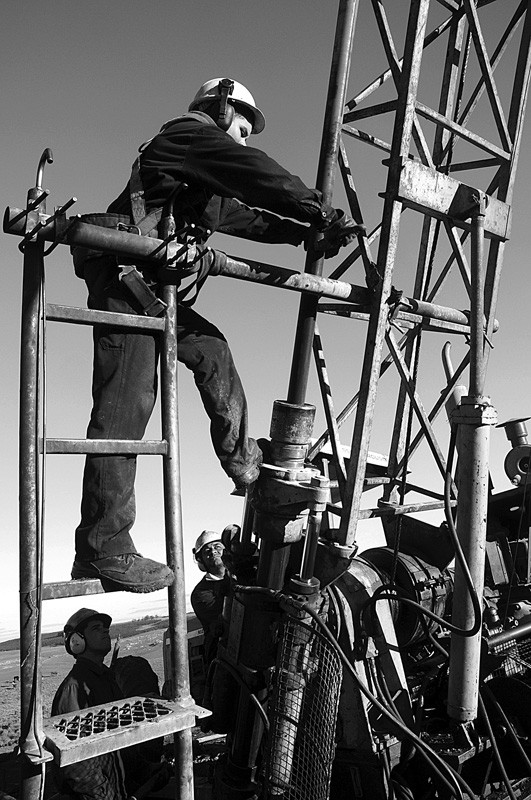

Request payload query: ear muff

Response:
[65,631,86,656]
[215,78,235,131]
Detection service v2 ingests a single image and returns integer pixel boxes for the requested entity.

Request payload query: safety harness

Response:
[72,112,222,315]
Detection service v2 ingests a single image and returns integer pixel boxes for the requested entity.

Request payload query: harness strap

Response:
[128,111,216,236]
[129,157,163,235]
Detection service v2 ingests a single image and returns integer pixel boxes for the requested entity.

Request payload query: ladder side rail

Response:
[160,284,194,800]
[19,235,48,800]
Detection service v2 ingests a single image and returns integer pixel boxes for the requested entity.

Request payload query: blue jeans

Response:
[75,255,259,560]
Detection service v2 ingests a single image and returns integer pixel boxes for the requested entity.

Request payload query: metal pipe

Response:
[5,208,483,328]
[221,254,368,304]
[19,228,45,800]
[469,199,486,396]
[447,206,494,723]
[159,283,193,800]
[488,619,531,648]
[447,405,491,722]
[287,0,359,405]
[299,509,322,583]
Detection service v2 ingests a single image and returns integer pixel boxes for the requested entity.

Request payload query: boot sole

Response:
[71,571,174,593]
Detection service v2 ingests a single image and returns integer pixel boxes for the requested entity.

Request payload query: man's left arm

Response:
[217,198,310,246]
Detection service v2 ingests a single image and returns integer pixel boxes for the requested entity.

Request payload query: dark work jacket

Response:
[191,572,231,666]
[51,658,127,800]
[107,112,324,245]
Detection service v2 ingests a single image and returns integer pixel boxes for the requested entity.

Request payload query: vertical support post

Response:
[447,202,496,722]
[339,0,431,547]
[469,198,486,399]
[19,234,45,800]
[160,284,194,800]
[287,0,358,405]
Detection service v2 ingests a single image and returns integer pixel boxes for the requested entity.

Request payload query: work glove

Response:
[313,208,365,258]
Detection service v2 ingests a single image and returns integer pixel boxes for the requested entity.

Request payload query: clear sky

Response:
[2,1,531,642]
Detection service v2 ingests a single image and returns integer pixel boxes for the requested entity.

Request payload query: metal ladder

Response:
[11,157,208,800]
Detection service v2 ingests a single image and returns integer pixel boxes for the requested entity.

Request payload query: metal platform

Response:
[44,696,210,766]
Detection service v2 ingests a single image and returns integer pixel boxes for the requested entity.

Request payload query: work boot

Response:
[71,554,174,593]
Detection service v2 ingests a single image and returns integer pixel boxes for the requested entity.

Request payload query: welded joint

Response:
[19,744,53,765]
[258,464,330,510]
[451,396,497,426]
[449,187,488,222]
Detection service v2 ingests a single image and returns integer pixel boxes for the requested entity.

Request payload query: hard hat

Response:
[189,78,266,134]
[193,530,223,571]
[64,608,112,636]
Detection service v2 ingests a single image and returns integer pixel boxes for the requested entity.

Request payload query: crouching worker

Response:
[52,608,168,800]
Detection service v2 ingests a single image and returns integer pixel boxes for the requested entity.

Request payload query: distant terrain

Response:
[0,614,202,652]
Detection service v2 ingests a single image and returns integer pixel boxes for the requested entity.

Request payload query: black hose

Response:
[442,423,483,637]
[235,584,477,798]
[477,693,518,800]
[212,657,270,732]
[357,424,482,644]
[480,683,531,775]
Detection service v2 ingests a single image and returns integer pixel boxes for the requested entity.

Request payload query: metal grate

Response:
[44,695,210,766]
[491,636,531,678]
[263,617,342,800]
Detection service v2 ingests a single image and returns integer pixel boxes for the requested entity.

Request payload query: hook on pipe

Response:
[442,342,455,382]
[36,149,53,191]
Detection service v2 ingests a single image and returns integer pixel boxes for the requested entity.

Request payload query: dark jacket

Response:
[191,573,231,666]
[108,112,325,245]
[51,658,127,800]
[51,657,162,800]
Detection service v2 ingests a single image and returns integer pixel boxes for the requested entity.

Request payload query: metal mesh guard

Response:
[264,617,342,800]
[44,695,210,766]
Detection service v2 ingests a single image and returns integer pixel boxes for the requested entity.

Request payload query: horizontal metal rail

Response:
[4,208,488,328]
[43,439,168,455]
[42,579,106,601]
[46,304,165,330]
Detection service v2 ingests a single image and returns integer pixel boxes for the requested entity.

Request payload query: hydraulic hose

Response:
[477,694,517,800]
[236,585,475,800]
[357,425,482,645]
[480,683,531,775]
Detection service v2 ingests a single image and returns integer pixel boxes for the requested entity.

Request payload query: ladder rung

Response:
[43,439,168,455]
[44,696,210,766]
[42,579,105,601]
[46,304,165,331]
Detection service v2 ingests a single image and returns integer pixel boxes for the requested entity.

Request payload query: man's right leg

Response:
[72,256,173,593]
[176,306,263,489]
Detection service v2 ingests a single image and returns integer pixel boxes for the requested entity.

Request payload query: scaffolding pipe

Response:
[19,231,45,800]
[4,207,482,329]
[447,203,494,723]
[287,0,359,406]
[160,283,194,800]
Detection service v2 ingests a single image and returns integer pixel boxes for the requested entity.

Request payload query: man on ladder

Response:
[71,77,359,593]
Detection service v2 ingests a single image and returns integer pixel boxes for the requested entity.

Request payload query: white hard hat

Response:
[189,78,266,134]
[193,530,223,571]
